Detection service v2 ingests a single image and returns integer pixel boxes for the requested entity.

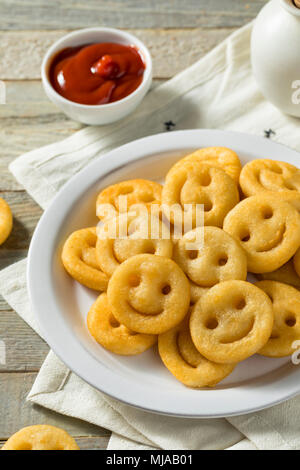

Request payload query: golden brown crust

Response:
[240,159,300,197]
[158,316,235,388]
[96,179,162,221]
[0,197,13,245]
[190,280,274,364]
[107,254,190,334]
[1,425,79,450]
[172,147,241,183]
[162,162,239,228]
[223,193,300,273]
[96,212,173,276]
[61,227,109,291]
[87,293,156,355]
[256,281,300,357]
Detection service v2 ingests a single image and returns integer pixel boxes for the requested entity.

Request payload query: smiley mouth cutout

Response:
[256,224,286,253]
[220,317,255,344]
[176,333,199,369]
[127,301,164,317]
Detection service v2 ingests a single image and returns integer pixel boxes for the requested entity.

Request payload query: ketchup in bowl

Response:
[49,43,146,106]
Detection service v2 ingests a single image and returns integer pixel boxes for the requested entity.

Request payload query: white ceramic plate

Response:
[28,129,300,418]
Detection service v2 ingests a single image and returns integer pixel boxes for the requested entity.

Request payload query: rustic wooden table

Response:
[0,0,266,450]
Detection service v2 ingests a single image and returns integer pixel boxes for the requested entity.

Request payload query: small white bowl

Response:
[41,28,152,125]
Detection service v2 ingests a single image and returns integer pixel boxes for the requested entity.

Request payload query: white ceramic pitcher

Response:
[251,0,300,117]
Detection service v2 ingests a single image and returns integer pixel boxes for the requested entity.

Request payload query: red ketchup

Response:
[49,43,146,105]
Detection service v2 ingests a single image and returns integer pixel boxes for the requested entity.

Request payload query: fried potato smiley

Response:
[256,281,300,357]
[174,226,247,288]
[96,212,173,276]
[61,227,109,291]
[190,280,273,364]
[162,162,239,229]
[87,293,156,355]
[107,254,190,334]
[96,179,162,220]
[1,425,79,451]
[223,193,300,273]
[158,315,235,388]
[240,159,300,197]
[172,146,241,183]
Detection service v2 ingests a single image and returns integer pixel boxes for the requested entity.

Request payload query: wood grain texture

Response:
[0,80,82,190]
[0,191,43,269]
[0,308,49,372]
[0,79,167,191]
[0,192,42,249]
[0,0,258,449]
[73,436,110,450]
[0,372,110,439]
[0,0,265,29]
[0,28,235,80]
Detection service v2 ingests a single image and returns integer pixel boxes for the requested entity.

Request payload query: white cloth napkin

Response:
[1,22,300,450]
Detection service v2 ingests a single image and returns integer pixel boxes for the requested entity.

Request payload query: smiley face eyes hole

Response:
[206,318,218,330]
[128,330,138,336]
[284,181,297,191]
[128,274,140,287]
[204,200,213,212]
[285,315,296,327]
[262,207,273,219]
[218,256,228,266]
[187,250,198,260]
[161,284,171,295]
[109,316,120,328]
[199,173,212,186]
[235,298,246,310]
[240,230,250,242]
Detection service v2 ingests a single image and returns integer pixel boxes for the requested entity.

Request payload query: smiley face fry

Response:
[107,254,190,334]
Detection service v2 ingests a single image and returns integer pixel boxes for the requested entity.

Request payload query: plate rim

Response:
[28,129,300,418]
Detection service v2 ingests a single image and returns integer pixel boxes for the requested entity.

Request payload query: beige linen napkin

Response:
[1,22,300,450]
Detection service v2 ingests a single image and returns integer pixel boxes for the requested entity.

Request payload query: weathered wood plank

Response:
[0,26,237,191]
[0,191,43,269]
[0,24,237,190]
[0,192,48,371]
[0,192,42,249]
[0,80,82,190]
[0,372,110,438]
[0,435,110,450]
[0,1,256,444]
[0,0,265,29]
[0,79,167,190]
[0,297,10,311]
[74,436,110,450]
[0,308,49,371]
[0,249,27,268]
[2,78,162,111]
[0,28,235,80]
